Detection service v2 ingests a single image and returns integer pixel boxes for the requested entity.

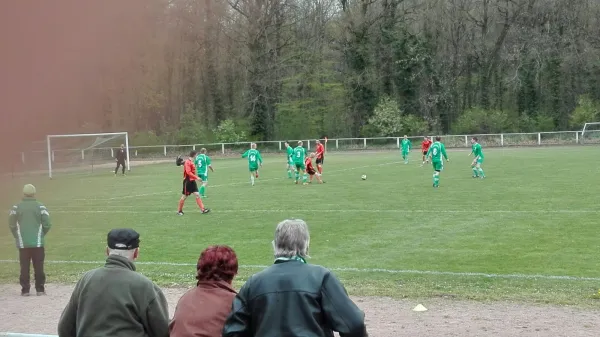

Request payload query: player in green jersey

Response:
[426,136,449,188]
[470,137,485,178]
[285,141,295,179]
[194,148,214,198]
[400,135,411,164]
[241,143,263,186]
[292,141,308,184]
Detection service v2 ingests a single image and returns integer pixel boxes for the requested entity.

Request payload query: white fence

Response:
[6,130,599,175]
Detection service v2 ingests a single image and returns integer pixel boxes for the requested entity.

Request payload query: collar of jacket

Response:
[196,280,237,294]
[105,254,136,271]
[274,256,307,264]
[22,197,36,201]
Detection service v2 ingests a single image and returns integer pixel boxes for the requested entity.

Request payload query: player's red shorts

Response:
[316,156,324,165]
[307,167,316,175]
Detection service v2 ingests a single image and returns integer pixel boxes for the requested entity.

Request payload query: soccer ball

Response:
[361,174,367,180]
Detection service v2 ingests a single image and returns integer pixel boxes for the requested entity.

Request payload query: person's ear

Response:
[105,247,109,256]
[133,248,140,260]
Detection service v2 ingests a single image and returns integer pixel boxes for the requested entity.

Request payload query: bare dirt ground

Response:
[1,284,598,336]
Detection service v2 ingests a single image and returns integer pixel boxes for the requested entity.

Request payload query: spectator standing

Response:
[170,245,238,337]
[222,219,368,337]
[57,228,169,337]
[9,184,51,296]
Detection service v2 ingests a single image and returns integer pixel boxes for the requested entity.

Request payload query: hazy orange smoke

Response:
[0,0,152,161]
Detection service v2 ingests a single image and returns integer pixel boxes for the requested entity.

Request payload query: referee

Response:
[115,144,126,176]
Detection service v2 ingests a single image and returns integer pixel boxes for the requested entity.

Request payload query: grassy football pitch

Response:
[0,146,599,305]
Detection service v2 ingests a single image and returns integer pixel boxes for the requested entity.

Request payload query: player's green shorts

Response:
[199,174,208,182]
[288,158,294,166]
[249,165,259,172]
[476,157,484,164]
[432,161,443,171]
[294,162,305,170]
[402,150,409,156]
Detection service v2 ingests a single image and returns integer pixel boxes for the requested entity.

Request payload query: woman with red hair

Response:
[169,245,238,337]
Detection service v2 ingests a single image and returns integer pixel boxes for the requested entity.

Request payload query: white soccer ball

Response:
[361,174,367,180]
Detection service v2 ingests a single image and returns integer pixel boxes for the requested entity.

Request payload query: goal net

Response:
[46,132,130,178]
[580,122,600,144]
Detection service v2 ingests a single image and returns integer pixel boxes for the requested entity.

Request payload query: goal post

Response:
[46,132,130,178]
[580,122,600,144]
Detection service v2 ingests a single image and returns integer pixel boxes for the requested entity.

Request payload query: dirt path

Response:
[1,284,598,336]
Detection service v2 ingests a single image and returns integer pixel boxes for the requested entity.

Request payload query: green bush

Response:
[367,96,430,136]
[452,107,514,134]
[213,119,248,143]
[570,95,600,129]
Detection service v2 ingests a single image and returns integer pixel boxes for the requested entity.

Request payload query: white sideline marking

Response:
[71,161,403,201]
[0,259,598,282]
[47,208,600,214]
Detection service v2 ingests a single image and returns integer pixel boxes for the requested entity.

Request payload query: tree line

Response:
[3,0,600,147]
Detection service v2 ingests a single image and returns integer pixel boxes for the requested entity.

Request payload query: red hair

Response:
[196,245,238,283]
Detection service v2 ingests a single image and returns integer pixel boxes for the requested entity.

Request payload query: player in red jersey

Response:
[421,136,432,166]
[305,153,324,184]
[315,139,325,174]
[177,151,210,215]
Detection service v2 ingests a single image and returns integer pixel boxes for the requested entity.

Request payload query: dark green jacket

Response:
[9,197,51,248]
[222,259,368,337]
[57,255,170,337]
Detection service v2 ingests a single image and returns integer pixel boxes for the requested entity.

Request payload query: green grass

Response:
[1,147,599,305]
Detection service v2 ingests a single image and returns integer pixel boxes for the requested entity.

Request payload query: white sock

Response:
[251,175,255,185]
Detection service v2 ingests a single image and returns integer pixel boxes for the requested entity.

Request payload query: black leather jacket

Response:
[222,259,368,337]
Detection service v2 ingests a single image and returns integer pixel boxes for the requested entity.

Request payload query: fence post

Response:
[464,135,468,147]
[110,148,114,157]
[501,134,504,147]
[52,151,55,162]
[221,143,225,154]
[335,139,339,149]
[396,137,400,148]
[363,138,367,148]
[576,132,579,144]
[21,152,25,164]
[193,145,196,151]
[307,140,311,150]
[537,133,541,145]
[279,141,282,151]
[81,150,85,160]
[135,150,138,156]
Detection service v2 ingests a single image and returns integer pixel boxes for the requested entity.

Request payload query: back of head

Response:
[107,228,140,261]
[196,245,238,284]
[200,148,207,154]
[274,219,310,258]
[435,136,441,142]
[23,184,36,197]
[251,143,256,149]
[190,150,197,158]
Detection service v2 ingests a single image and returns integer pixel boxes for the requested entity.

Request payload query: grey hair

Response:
[273,219,310,258]
[108,248,137,260]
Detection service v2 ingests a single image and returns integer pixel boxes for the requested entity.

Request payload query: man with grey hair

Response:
[223,219,368,337]
[57,229,169,337]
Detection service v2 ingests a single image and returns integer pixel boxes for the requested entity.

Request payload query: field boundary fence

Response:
[6,130,599,176]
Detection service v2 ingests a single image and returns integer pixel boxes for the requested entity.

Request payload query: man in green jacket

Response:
[57,228,170,337]
[9,184,51,296]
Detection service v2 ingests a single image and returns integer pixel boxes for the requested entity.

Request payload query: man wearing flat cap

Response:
[57,228,170,337]
[9,184,51,296]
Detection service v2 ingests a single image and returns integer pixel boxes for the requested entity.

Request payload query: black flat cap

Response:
[107,228,140,250]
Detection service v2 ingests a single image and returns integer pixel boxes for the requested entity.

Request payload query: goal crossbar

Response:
[581,122,600,138]
[46,131,130,178]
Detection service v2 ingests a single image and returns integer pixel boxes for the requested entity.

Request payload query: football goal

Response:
[46,132,130,178]
[580,122,600,144]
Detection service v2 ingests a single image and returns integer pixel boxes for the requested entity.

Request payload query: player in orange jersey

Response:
[314,139,325,174]
[177,151,210,215]
[305,153,324,184]
[421,136,433,166]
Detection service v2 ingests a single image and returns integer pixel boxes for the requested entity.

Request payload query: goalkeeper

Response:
[114,144,126,176]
